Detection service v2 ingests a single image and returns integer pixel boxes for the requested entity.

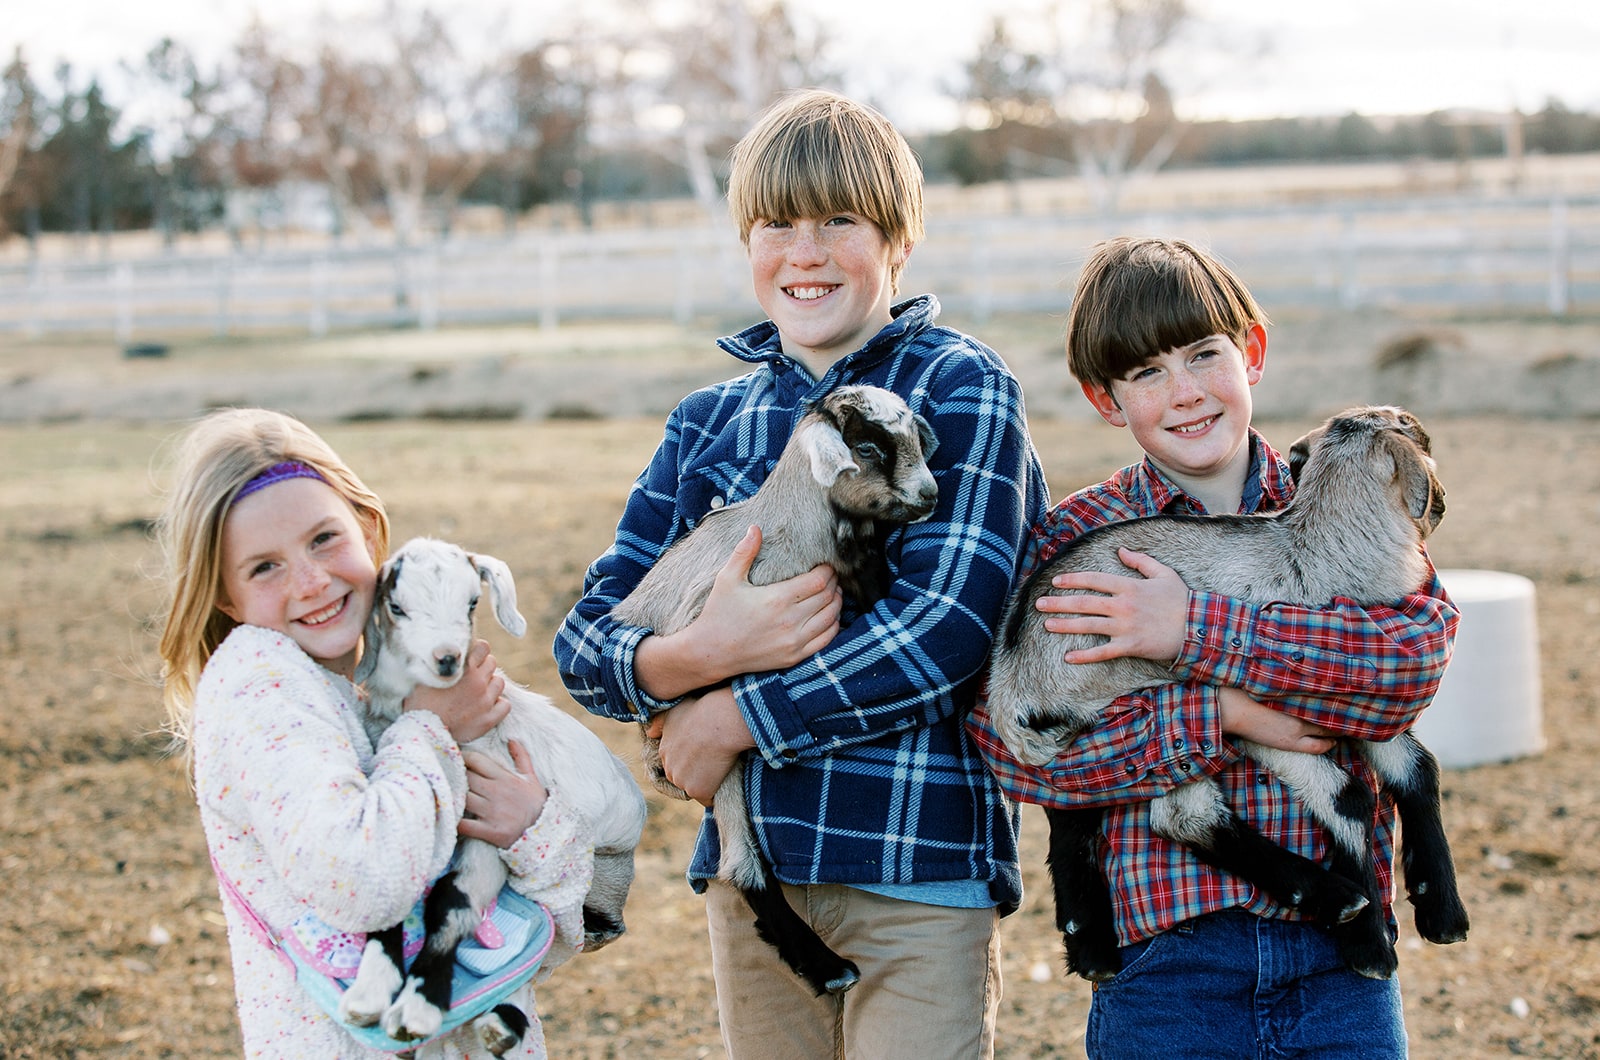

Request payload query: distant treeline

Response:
[3,62,1600,244]
[9,0,1600,246]
[923,103,1600,186]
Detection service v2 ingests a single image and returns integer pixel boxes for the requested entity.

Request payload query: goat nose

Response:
[435,651,459,677]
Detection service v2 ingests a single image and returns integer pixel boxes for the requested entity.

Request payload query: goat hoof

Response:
[582,906,626,951]
[339,942,403,1027]
[1334,893,1370,924]
[338,983,390,1028]
[1348,951,1400,980]
[1065,947,1121,983]
[382,982,444,1042]
[1062,923,1122,983]
[475,1005,529,1056]
[825,966,860,995]
[1335,923,1399,981]
[1413,899,1470,945]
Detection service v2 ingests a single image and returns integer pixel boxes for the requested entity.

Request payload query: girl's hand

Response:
[1217,686,1336,754]
[1038,549,1189,665]
[647,686,756,806]
[459,740,548,848]
[403,639,509,744]
[635,525,842,700]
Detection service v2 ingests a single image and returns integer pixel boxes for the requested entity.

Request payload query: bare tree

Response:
[0,48,37,235]
[961,0,1193,212]
[122,39,237,243]
[231,1,508,245]
[608,0,836,222]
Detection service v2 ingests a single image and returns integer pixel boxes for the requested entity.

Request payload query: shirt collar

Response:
[715,294,941,377]
[1131,428,1292,516]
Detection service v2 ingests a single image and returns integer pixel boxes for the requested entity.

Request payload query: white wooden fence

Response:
[1,193,1595,342]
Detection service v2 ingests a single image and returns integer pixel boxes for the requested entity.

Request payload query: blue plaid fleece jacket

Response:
[554,295,1049,912]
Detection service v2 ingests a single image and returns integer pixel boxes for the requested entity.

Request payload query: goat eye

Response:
[387,600,406,618]
[468,597,479,614]
[853,442,883,461]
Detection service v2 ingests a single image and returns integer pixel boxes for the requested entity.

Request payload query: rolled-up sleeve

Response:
[1171,560,1458,739]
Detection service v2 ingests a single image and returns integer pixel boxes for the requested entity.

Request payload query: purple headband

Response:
[235,461,327,503]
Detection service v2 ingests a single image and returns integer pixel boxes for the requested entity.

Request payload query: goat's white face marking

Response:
[370,539,528,692]
[381,544,483,689]
[854,386,916,433]
[803,386,940,521]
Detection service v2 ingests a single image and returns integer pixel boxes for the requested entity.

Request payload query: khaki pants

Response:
[704,879,1003,1060]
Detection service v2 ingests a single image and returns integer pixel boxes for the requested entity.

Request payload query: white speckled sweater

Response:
[193,624,594,1058]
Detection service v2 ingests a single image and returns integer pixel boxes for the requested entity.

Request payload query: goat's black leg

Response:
[1376,734,1470,944]
[473,1003,530,1056]
[382,870,475,1041]
[338,922,408,1026]
[1192,815,1372,926]
[1319,778,1398,979]
[582,904,626,950]
[1153,781,1371,930]
[1044,805,1122,982]
[740,858,861,996]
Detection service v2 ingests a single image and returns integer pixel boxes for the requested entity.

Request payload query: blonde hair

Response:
[1066,236,1269,392]
[155,408,389,756]
[727,88,925,293]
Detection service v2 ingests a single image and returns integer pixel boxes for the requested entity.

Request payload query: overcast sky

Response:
[7,0,1597,132]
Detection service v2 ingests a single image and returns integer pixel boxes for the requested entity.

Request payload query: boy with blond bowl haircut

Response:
[968,236,1458,1058]
[556,90,1048,1058]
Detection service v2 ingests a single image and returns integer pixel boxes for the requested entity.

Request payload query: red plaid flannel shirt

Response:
[967,429,1459,945]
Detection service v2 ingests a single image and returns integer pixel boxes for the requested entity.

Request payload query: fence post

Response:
[1339,209,1360,309]
[674,236,693,325]
[419,248,439,331]
[974,221,993,324]
[214,256,232,338]
[540,237,559,331]
[310,254,329,337]
[1548,198,1570,317]
[25,257,43,338]
[115,262,134,343]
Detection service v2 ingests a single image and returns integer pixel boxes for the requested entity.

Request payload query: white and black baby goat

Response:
[987,405,1468,982]
[341,538,648,1053]
[612,384,940,997]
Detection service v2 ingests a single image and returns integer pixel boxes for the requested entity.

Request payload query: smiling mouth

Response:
[1170,415,1219,435]
[298,596,347,627]
[786,285,837,301]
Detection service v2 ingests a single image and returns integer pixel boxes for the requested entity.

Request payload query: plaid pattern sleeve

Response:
[967,430,1460,944]
[556,295,1051,901]
[553,397,706,723]
[1172,563,1458,738]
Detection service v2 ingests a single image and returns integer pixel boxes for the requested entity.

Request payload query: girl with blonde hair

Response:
[157,407,594,1057]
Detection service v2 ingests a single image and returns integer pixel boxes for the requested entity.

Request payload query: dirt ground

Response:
[1,309,1598,1058]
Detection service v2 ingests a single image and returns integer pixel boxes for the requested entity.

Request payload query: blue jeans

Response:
[1085,910,1406,1059]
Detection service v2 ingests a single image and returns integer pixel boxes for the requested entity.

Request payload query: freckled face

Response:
[747,212,910,368]
[1081,324,1267,484]
[215,477,378,678]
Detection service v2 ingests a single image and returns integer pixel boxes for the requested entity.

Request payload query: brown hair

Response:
[155,408,388,757]
[1066,236,1268,391]
[727,88,925,293]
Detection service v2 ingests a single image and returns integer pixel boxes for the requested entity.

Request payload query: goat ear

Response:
[354,560,397,683]
[802,420,858,487]
[1390,435,1446,533]
[473,553,528,638]
[1288,425,1321,484]
[914,413,939,461]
